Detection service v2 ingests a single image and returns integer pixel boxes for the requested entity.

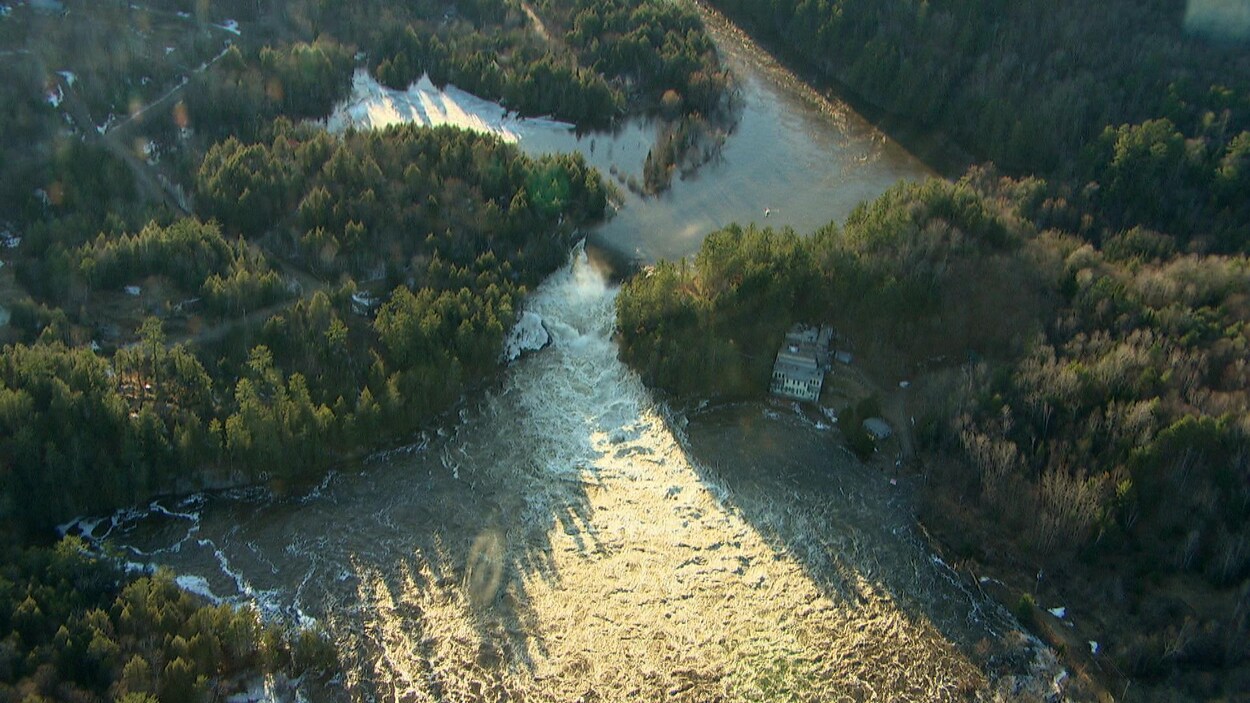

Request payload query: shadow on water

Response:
[297,252,624,698]
[94,250,1069,700]
[100,250,627,700]
[670,402,1052,692]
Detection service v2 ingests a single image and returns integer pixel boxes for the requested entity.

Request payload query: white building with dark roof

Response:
[769,325,832,402]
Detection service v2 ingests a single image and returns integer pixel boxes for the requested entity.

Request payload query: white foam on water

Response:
[502,310,551,362]
[200,538,283,617]
[176,574,225,603]
[298,471,337,504]
[149,498,200,522]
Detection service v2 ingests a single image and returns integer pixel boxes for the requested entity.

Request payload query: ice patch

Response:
[56,70,76,87]
[46,85,63,107]
[1089,640,1099,655]
[1047,606,1066,619]
[325,69,573,141]
[217,18,240,35]
[0,5,11,18]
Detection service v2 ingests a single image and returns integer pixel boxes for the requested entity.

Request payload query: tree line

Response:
[0,1,700,698]
[0,538,335,702]
[709,0,1250,251]
[615,174,1250,696]
[2,123,607,535]
[195,119,606,281]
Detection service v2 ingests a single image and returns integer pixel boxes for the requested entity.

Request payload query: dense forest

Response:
[168,0,730,194]
[0,539,336,702]
[710,0,1250,251]
[616,175,1250,697]
[0,0,692,540]
[613,1,1250,696]
[1,122,606,535]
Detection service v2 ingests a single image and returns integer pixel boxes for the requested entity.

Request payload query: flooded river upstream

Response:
[74,8,1070,702]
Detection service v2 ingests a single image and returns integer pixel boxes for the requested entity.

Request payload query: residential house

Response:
[770,324,833,402]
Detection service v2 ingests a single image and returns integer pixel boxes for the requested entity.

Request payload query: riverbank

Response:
[678,401,1081,699]
[694,0,975,181]
[91,250,1085,701]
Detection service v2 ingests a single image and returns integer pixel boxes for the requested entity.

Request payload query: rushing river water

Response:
[70,9,1074,702]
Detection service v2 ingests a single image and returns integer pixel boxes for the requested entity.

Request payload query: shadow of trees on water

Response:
[674,402,1042,689]
[312,388,609,701]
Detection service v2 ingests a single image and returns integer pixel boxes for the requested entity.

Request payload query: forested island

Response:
[0,0,728,698]
[618,0,1250,698]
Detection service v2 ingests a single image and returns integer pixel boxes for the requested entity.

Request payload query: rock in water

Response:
[503,311,551,362]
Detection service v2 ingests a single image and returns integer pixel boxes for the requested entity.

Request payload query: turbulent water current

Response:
[70,8,1074,701]
[81,251,1063,701]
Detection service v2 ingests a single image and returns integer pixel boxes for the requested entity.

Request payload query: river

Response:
[520,4,933,264]
[72,9,1071,702]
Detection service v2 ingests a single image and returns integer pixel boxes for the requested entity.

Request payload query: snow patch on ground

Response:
[325,69,573,141]
[56,69,76,87]
[217,18,240,35]
[46,85,63,107]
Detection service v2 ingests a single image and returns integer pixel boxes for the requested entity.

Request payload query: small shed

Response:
[862,417,893,440]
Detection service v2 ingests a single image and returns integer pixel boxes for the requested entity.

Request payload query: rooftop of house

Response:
[774,325,833,370]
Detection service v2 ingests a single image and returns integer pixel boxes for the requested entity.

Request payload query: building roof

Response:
[774,357,823,383]
[862,417,892,439]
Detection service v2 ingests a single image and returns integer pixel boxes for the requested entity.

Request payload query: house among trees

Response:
[770,324,833,402]
[351,291,380,316]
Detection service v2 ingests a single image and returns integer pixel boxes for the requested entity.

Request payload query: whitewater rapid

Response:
[77,250,1068,701]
